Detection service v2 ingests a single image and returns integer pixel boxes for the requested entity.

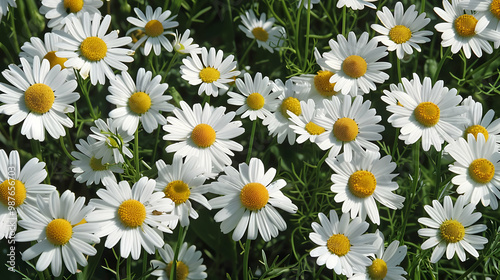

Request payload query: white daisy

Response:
[20,33,73,72]
[381,82,405,107]
[309,210,377,277]
[172,29,202,55]
[107,68,174,135]
[180,47,240,97]
[459,96,500,143]
[336,0,376,10]
[288,99,327,144]
[209,158,298,242]
[163,101,244,174]
[239,9,286,53]
[371,2,433,59]
[461,0,500,48]
[86,177,176,260]
[445,133,500,209]
[126,6,179,56]
[0,0,15,21]
[318,32,391,96]
[0,56,79,141]
[315,95,384,161]
[418,195,488,263]
[298,0,320,9]
[89,118,134,164]
[39,0,102,30]
[151,242,207,280]
[55,12,134,85]
[15,190,99,277]
[327,150,405,225]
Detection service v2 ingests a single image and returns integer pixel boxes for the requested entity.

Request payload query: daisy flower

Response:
[239,9,286,53]
[371,2,433,59]
[0,0,15,21]
[126,6,179,56]
[180,47,240,97]
[298,0,320,9]
[315,95,384,161]
[459,96,500,143]
[336,0,376,10]
[418,196,488,263]
[309,210,377,277]
[163,101,244,174]
[89,118,134,164]
[107,68,174,135]
[461,0,500,48]
[318,32,391,96]
[55,13,134,85]
[327,150,405,225]
[20,33,72,72]
[172,29,201,55]
[381,82,405,107]
[209,158,297,242]
[0,56,79,141]
[227,72,281,121]
[86,177,176,260]
[39,0,102,30]
[15,190,99,277]
[151,242,207,280]
[445,133,500,209]
[384,73,467,152]
[434,0,500,58]
[288,99,327,144]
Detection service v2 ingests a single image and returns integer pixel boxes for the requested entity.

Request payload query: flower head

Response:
[151,242,207,280]
[239,9,286,53]
[39,0,102,30]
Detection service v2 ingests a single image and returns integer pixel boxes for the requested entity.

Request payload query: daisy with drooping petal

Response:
[172,29,201,55]
[336,0,376,11]
[239,9,286,53]
[39,0,102,30]
[209,158,297,242]
[0,0,15,21]
[86,177,176,260]
[371,2,433,59]
[151,242,207,280]
[20,33,72,72]
[418,195,488,263]
[15,190,99,277]
[459,96,500,143]
[288,99,327,144]
[89,118,134,164]
[107,68,174,135]
[0,56,79,141]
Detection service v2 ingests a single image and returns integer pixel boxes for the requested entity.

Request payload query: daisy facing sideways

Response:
[288,99,327,144]
[89,118,134,164]
[151,242,207,280]
[239,9,286,53]
[459,96,500,143]
[20,32,71,71]
[172,29,202,55]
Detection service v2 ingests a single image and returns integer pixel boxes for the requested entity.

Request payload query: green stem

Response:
[31,140,43,162]
[142,250,148,279]
[242,239,251,280]
[399,140,420,244]
[432,48,452,83]
[246,120,258,163]
[420,0,426,14]
[396,56,402,83]
[134,128,140,180]
[239,40,255,66]
[161,52,179,83]
[170,226,187,280]
[79,76,97,120]
[127,256,132,280]
[342,6,347,36]
[59,137,76,161]
[150,125,161,166]
[304,1,312,69]
[455,255,485,280]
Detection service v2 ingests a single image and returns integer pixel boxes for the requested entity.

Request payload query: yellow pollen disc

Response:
[389,25,412,44]
[128,91,152,115]
[333,117,358,142]
[46,219,73,246]
[491,0,500,20]
[348,170,377,198]
[63,0,83,13]
[464,125,489,141]
[280,97,301,118]
[0,179,27,207]
[166,261,190,280]
[191,124,216,148]
[469,158,495,184]
[251,27,269,42]
[144,20,164,37]
[314,70,337,97]
[118,199,146,228]
[342,55,367,78]
[80,36,107,61]
[246,92,265,110]
[163,180,191,205]
[73,218,87,227]
[24,83,55,114]
[368,258,388,280]
[199,67,220,83]
[414,102,440,127]
[305,122,325,135]
[327,234,351,256]
[107,136,119,148]
[454,14,478,37]
[240,182,269,211]
[43,51,68,69]
[440,219,465,243]
[89,156,107,171]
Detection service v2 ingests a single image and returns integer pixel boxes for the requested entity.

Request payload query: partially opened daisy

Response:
[20,33,72,71]
[126,6,179,56]
[16,190,99,277]
[418,196,488,263]
[0,0,15,21]
[309,210,377,277]
[318,32,391,96]
[172,29,201,55]
[371,2,433,59]
[107,68,174,135]
[209,158,297,242]
[39,0,102,29]
[0,56,79,141]
[459,96,500,143]
[151,242,207,280]
[288,99,327,144]
[336,0,376,11]
[89,118,134,164]
[86,177,176,260]
[239,9,286,53]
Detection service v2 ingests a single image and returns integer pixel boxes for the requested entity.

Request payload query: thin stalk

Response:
[239,40,256,66]
[242,239,251,280]
[160,52,179,83]
[142,250,148,279]
[432,48,452,83]
[134,128,140,179]
[455,255,485,280]
[30,140,43,163]
[246,120,258,163]
[127,256,132,280]
[60,137,76,161]
[170,226,187,280]
[304,1,312,69]
[396,56,402,83]
[342,6,347,36]
[434,150,442,200]
[150,125,162,166]
[420,0,426,14]
[399,140,420,244]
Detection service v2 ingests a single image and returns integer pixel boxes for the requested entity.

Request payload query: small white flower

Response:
[39,0,102,30]
[172,29,201,55]
[239,9,286,53]
[459,96,500,144]
[89,118,134,164]
[151,242,207,280]
[336,0,377,10]
[288,99,327,144]
[20,33,74,74]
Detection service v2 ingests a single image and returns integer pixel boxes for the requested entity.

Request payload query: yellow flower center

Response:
[305,122,325,135]
[251,27,269,42]
[491,0,500,20]
[246,92,265,110]
[128,91,152,115]
[326,234,351,256]
[46,219,73,246]
[0,179,27,208]
[80,36,108,61]
[389,25,412,44]
[464,125,489,141]
[166,261,190,280]
[240,182,269,211]
[63,0,83,13]
[469,158,495,184]
[333,117,358,142]
[191,124,216,148]
[89,156,107,171]
[43,51,68,69]
[414,102,440,127]
[118,199,146,228]
[73,218,87,227]
[163,180,191,205]
[199,67,220,83]
[367,258,388,280]
[314,70,337,97]
[454,14,478,37]
[24,83,55,114]
[440,219,465,243]
[144,19,164,37]
[280,97,301,118]
[348,170,377,198]
[342,55,367,78]
[107,136,119,148]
